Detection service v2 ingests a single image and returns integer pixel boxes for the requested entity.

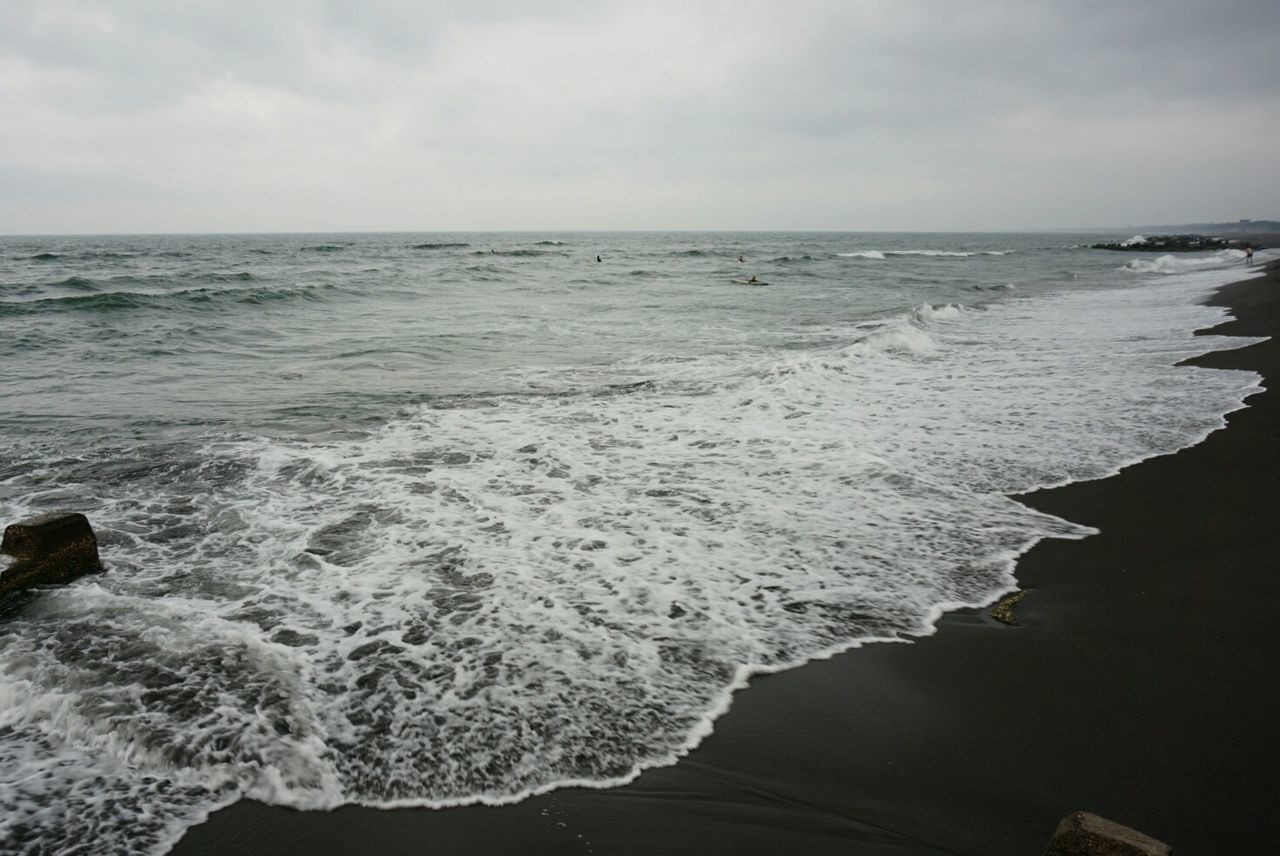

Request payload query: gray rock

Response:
[1044,811,1172,855]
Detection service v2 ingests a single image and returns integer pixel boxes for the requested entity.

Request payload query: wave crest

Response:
[1122,249,1245,275]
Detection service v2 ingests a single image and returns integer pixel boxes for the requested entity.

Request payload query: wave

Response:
[302,244,348,253]
[411,242,471,250]
[82,251,138,259]
[1122,249,1246,275]
[452,264,516,282]
[0,291,152,314]
[913,302,967,322]
[22,250,151,262]
[0,283,43,297]
[0,281,328,315]
[218,284,331,306]
[38,271,257,290]
[52,276,101,291]
[675,248,744,257]
[838,249,1002,259]
[473,249,556,257]
[850,319,940,355]
[672,248,752,259]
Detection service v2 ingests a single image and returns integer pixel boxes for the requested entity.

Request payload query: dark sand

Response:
[175,261,1279,855]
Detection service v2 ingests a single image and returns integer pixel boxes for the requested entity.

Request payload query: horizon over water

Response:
[0,231,1266,854]
[0,227,1132,236]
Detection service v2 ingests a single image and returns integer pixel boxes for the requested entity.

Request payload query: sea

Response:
[0,231,1265,854]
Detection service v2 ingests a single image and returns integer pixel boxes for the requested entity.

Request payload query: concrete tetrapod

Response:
[0,512,104,601]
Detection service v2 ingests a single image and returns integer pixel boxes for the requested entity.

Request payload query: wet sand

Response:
[174,260,1279,855]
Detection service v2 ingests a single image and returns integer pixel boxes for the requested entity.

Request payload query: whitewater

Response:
[0,232,1265,854]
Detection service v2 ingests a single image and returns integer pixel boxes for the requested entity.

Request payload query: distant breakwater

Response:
[1092,234,1253,252]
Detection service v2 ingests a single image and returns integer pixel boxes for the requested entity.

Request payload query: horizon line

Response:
[0,225,1218,238]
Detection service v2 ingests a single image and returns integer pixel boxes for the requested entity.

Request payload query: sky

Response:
[2,0,1278,234]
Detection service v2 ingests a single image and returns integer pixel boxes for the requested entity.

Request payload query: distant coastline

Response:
[1112,218,1280,234]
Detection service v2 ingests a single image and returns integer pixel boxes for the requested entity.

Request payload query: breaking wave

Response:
[1122,250,1247,275]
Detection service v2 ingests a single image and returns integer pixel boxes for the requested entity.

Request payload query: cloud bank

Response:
[2,0,1278,233]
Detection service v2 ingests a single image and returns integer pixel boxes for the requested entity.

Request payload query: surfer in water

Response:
[738,255,744,262]
[1246,245,1254,265]
[596,254,602,262]
[748,275,759,283]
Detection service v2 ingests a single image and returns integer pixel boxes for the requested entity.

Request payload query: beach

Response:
[167,258,1279,855]
[5,2,1279,852]
[2,233,1269,854]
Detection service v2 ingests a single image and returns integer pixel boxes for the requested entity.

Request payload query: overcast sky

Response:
[2,0,1277,233]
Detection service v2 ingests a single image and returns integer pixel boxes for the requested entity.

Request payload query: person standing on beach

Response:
[1246,245,1254,265]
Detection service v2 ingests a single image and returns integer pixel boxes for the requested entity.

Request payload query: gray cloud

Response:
[2,0,1277,232]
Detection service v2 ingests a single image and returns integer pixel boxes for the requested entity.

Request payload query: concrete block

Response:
[1044,811,1172,856]
[0,512,104,599]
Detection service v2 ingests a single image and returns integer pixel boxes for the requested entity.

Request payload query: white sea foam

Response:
[0,258,1267,853]
[1122,249,1246,274]
[837,249,1013,259]
[850,320,938,355]
[1120,235,1148,246]
[894,249,975,257]
[913,302,966,322]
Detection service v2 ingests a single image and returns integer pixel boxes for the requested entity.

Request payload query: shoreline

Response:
[174,261,1279,855]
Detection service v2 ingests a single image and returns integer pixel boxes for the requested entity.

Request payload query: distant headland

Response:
[1121,218,1280,234]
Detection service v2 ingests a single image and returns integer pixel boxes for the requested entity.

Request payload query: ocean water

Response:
[0,232,1265,853]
